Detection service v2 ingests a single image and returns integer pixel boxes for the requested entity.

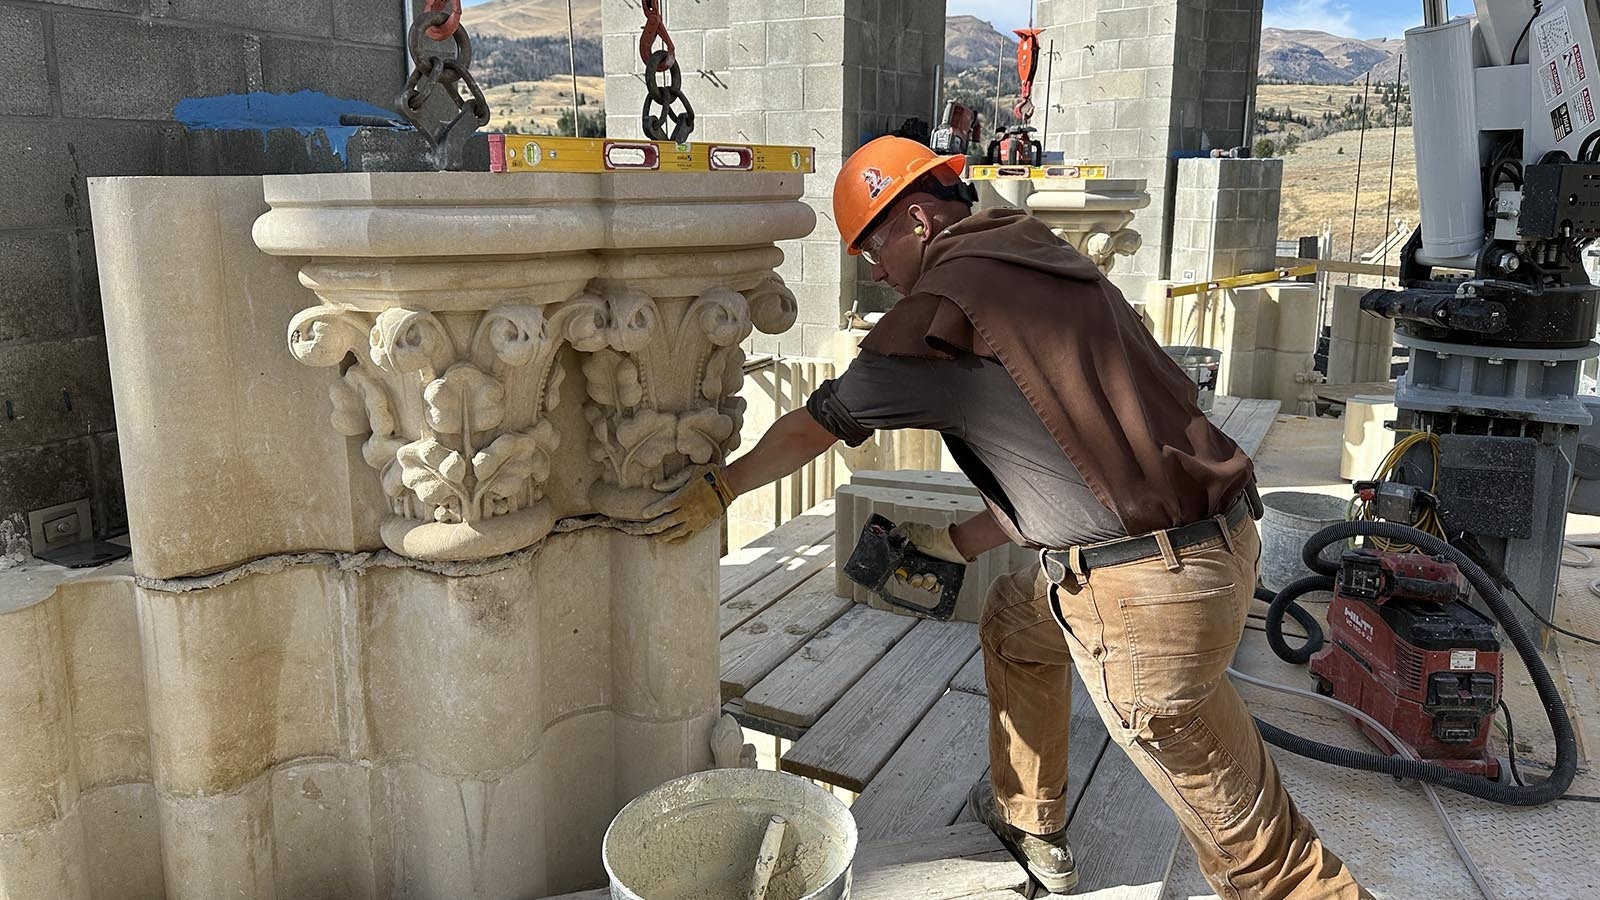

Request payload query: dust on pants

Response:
[978,517,1371,900]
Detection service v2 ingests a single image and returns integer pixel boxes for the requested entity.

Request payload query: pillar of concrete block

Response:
[602,0,949,354]
[1034,0,1265,298]
[1168,157,1282,285]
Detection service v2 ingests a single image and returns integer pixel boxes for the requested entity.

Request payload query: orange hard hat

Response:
[833,136,967,254]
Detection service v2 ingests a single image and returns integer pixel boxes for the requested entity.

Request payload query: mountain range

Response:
[460,4,1406,88]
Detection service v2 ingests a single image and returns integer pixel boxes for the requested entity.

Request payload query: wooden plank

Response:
[721,697,806,742]
[719,541,835,637]
[1205,394,1242,432]
[1221,398,1281,458]
[1063,744,1180,898]
[849,690,993,839]
[853,822,1005,870]
[781,620,979,791]
[720,500,834,602]
[949,651,987,696]
[743,604,917,728]
[853,851,1026,900]
[720,569,853,700]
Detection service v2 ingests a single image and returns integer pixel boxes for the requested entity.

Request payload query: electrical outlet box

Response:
[28,499,92,551]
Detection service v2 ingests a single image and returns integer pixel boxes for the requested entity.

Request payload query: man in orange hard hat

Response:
[646,137,1369,899]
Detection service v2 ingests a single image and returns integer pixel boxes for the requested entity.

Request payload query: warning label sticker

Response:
[1580,88,1598,128]
[1537,9,1574,64]
[1562,44,1590,88]
[1554,102,1575,141]
[1544,59,1566,103]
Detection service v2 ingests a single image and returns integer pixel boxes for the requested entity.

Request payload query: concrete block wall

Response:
[602,0,947,354]
[1328,284,1397,385]
[0,0,406,557]
[1168,157,1282,284]
[1033,0,1264,297]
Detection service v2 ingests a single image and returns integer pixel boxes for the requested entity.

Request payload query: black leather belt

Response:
[1044,484,1261,578]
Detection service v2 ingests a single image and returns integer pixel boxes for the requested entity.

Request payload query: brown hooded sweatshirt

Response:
[858,207,1254,543]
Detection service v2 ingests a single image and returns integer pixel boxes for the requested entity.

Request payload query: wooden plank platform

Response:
[719,568,853,700]
[1207,396,1281,458]
[742,604,917,727]
[848,690,991,840]
[781,619,980,791]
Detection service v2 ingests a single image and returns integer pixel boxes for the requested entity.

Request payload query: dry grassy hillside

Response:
[483,75,606,133]
[1275,126,1418,262]
[462,0,601,38]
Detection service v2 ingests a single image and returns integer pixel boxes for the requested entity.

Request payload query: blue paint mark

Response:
[173,91,407,163]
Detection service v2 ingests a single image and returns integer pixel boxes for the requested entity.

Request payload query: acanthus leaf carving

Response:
[687,287,753,348]
[423,365,506,436]
[397,439,469,524]
[612,409,679,483]
[288,308,370,367]
[676,407,734,465]
[369,307,455,376]
[605,287,660,353]
[746,274,798,335]
[472,304,550,370]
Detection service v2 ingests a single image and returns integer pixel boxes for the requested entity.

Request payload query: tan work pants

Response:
[978,516,1370,900]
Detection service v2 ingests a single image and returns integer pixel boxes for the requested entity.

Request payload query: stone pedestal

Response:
[1328,284,1398,384]
[1145,281,1320,411]
[0,172,812,900]
[1025,178,1152,277]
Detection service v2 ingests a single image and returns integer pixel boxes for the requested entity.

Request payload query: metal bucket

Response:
[1163,345,1222,413]
[602,768,857,900]
[1259,491,1349,592]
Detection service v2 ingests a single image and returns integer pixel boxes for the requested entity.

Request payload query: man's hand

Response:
[891,521,970,592]
[643,465,736,543]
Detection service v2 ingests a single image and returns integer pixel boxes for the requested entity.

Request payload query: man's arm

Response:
[950,509,1013,560]
[723,407,839,497]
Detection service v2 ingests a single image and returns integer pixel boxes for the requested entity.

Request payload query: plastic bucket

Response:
[1258,491,1350,592]
[1163,345,1221,413]
[602,768,857,900]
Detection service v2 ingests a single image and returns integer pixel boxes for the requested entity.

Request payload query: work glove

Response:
[890,521,970,592]
[643,465,736,543]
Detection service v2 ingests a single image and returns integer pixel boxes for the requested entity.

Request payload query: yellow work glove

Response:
[643,465,736,543]
[890,521,970,592]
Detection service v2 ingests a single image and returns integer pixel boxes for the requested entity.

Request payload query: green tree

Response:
[556,107,606,137]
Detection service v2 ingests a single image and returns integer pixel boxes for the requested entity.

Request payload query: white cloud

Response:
[1263,0,1357,35]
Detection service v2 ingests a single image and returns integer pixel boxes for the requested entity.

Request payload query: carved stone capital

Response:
[1024,177,1152,275]
[262,173,811,561]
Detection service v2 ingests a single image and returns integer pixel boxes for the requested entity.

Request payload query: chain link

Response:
[423,0,463,42]
[641,48,694,143]
[398,9,491,169]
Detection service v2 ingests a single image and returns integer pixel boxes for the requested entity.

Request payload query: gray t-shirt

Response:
[807,350,1126,549]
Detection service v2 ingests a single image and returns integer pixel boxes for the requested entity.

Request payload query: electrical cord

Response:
[1498,699,1527,788]
[1511,1,1543,68]
[1498,567,1600,647]
[1232,668,1500,900]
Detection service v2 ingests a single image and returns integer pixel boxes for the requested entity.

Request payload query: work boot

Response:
[966,780,1079,894]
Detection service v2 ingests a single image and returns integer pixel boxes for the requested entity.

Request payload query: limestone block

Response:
[0,593,78,832]
[80,783,165,900]
[0,806,89,900]
[833,481,997,622]
[58,577,150,790]
[1329,284,1397,384]
[138,568,343,796]
[1341,396,1400,481]
[156,778,274,900]
[89,176,386,581]
[608,528,721,723]
[269,764,380,900]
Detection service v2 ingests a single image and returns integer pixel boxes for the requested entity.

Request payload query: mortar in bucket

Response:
[602,768,857,900]
[1162,345,1221,413]
[1258,490,1350,592]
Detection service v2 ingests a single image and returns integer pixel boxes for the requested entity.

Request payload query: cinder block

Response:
[1,7,48,117]
[336,0,405,45]
[763,66,805,111]
[0,233,78,345]
[765,19,812,65]
[42,0,140,11]
[55,15,251,119]
[159,0,333,37]
[729,21,766,65]
[1096,7,1149,38]
[260,38,402,106]
[0,337,115,454]
[703,30,731,71]
[0,439,94,535]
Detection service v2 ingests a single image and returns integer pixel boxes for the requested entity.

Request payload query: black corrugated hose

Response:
[1254,519,1577,806]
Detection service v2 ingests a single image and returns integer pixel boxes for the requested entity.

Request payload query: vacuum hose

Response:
[1255,520,1578,806]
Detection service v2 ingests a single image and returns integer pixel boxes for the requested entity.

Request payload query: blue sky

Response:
[464,0,1476,43]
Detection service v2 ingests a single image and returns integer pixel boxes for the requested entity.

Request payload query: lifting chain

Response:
[398,0,491,169]
[639,0,694,143]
